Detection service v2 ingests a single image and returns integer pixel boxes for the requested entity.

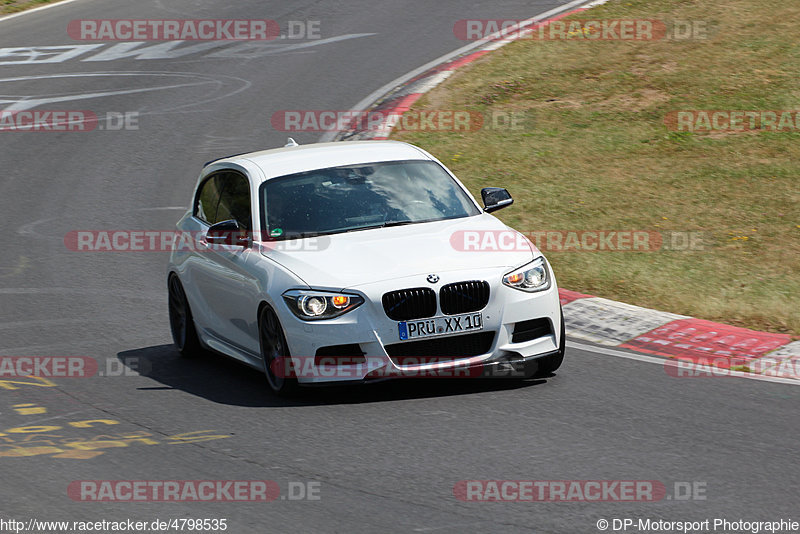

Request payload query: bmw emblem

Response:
[427,274,440,284]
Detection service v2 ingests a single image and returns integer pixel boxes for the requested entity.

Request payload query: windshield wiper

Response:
[344,220,416,233]
[382,220,417,227]
[278,231,333,239]
[279,220,424,239]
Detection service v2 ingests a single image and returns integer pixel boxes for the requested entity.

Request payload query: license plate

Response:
[398,313,483,341]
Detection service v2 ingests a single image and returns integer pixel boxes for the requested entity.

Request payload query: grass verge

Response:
[393,0,800,336]
[1,0,66,15]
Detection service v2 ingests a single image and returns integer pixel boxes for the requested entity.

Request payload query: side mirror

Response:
[206,219,249,247]
[481,187,514,213]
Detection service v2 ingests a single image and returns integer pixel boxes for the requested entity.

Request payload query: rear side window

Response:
[194,171,251,229]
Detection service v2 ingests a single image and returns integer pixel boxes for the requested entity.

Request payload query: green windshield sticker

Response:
[270,228,283,237]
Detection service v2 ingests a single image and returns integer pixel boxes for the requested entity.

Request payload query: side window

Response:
[194,172,251,230]
[194,175,222,225]
[216,172,252,231]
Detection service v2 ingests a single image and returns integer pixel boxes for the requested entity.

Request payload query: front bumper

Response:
[278,265,562,384]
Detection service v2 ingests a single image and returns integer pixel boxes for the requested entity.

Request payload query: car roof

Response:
[206,140,433,183]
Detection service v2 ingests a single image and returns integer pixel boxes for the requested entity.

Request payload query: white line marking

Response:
[568,341,800,386]
[0,72,252,114]
[2,81,215,112]
[209,33,376,58]
[412,70,454,94]
[582,0,612,7]
[482,41,506,52]
[0,0,82,23]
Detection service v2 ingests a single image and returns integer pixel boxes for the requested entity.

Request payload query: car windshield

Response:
[260,160,480,240]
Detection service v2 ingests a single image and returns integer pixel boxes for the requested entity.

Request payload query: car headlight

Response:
[282,289,364,320]
[502,257,551,292]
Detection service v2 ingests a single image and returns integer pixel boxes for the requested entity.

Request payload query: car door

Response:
[190,170,261,356]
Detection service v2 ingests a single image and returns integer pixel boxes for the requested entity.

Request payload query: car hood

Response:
[257,214,539,290]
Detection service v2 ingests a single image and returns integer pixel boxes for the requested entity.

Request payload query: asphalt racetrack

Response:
[0,1,798,532]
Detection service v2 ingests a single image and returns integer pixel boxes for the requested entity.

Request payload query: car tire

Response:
[532,306,566,378]
[258,304,299,396]
[168,275,202,357]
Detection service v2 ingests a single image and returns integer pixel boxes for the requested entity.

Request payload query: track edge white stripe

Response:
[568,340,800,386]
[318,0,600,142]
[0,0,83,23]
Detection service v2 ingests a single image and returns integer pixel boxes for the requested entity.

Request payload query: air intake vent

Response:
[511,318,553,343]
[314,344,366,366]
[385,332,495,364]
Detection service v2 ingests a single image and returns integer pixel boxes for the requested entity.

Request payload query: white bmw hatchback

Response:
[168,140,564,394]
